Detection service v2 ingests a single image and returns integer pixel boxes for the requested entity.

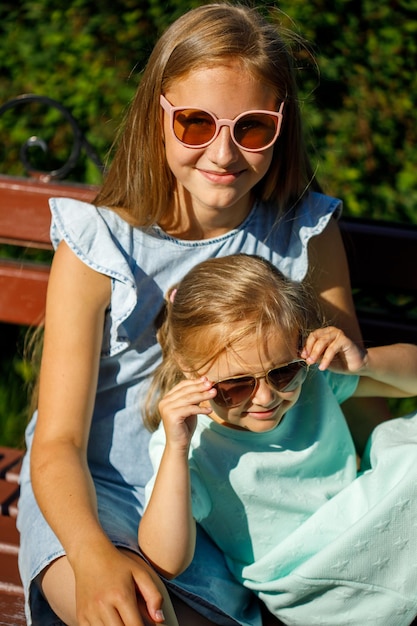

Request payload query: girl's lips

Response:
[245,405,281,420]
[199,169,244,184]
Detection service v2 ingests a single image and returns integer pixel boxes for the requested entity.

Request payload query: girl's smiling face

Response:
[162,63,278,233]
[201,332,303,433]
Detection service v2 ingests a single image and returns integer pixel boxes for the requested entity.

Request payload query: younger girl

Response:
[140,254,417,626]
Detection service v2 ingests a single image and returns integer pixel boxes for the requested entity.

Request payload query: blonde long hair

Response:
[96,2,320,225]
[145,254,323,430]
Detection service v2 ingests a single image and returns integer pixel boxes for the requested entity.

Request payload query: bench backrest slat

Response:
[0,260,50,325]
[0,175,99,326]
[0,176,97,247]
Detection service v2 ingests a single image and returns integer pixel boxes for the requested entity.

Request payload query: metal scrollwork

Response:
[0,93,104,181]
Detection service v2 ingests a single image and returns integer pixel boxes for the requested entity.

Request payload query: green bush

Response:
[278,0,417,223]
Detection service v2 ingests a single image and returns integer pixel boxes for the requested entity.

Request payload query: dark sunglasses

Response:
[212,359,308,408]
[160,95,284,152]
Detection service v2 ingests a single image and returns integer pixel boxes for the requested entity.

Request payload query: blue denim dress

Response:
[17,192,341,625]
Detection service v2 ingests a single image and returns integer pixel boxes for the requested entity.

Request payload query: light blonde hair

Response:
[96,2,320,225]
[145,254,323,430]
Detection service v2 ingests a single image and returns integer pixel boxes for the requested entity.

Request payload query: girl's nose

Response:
[205,126,239,165]
[251,377,277,406]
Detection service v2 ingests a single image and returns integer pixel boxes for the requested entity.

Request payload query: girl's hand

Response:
[301,326,367,374]
[158,377,216,450]
[74,544,168,625]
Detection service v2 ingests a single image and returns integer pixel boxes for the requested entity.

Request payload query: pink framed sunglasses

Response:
[160,95,284,152]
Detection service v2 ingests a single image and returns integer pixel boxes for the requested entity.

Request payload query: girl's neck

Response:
[158,193,254,241]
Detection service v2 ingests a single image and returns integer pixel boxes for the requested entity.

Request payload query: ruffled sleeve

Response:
[49,197,138,356]
[260,192,343,283]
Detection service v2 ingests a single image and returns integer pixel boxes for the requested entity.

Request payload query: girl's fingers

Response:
[163,377,212,399]
[302,328,334,362]
[303,328,347,365]
[161,378,216,413]
[158,378,217,445]
[302,327,365,372]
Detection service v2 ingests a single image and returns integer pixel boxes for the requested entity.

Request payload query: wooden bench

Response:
[0,173,416,622]
[0,446,25,625]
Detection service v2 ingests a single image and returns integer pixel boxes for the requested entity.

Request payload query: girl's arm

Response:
[307,217,362,343]
[303,326,417,398]
[31,241,164,625]
[354,343,417,398]
[307,217,392,452]
[139,378,215,578]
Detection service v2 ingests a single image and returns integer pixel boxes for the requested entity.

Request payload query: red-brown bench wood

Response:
[0,176,97,247]
[0,592,26,626]
[0,175,98,326]
[0,447,25,626]
[0,260,50,326]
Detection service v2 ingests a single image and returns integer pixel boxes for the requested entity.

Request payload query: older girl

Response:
[18,3,374,625]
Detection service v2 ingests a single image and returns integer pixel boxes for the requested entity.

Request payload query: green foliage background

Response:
[0,0,417,446]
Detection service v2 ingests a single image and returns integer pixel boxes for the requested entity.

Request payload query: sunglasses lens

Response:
[234,113,278,150]
[173,109,216,146]
[213,376,256,408]
[268,361,307,392]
